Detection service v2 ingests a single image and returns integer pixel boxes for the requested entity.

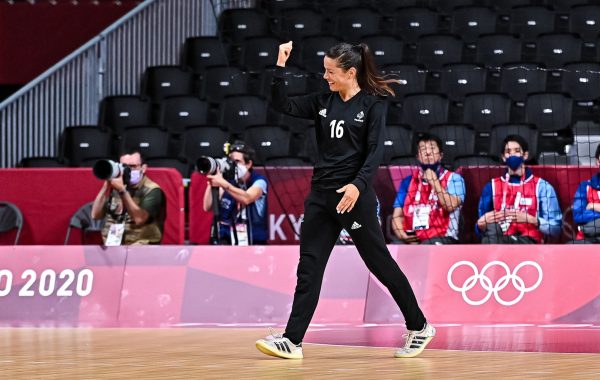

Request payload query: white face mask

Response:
[236,163,248,182]
[129,169,143,185]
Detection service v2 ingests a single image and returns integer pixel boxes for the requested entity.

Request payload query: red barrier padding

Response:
[0,168,184,244]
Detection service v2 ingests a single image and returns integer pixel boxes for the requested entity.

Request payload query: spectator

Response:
[477,135,562,244]
[391,133,466,244]
[572,144,600,243]
[91,150,166,245]
[202,141,268,245]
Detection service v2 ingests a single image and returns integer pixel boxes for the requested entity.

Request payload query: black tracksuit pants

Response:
[283,187,427,345]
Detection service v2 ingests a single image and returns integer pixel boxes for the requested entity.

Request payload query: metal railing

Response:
[0,0,253,168]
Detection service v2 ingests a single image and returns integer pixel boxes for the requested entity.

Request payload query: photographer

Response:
[91,150,166,245]
[202,141,268,245]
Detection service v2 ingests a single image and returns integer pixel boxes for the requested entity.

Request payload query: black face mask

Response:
[420,162,441,173]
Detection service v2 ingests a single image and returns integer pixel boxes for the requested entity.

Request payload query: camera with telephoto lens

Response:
[93,159,131,185]
[196,156,239,181]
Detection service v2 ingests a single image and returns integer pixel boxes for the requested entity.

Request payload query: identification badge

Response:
[105,223,125,246]
[231,223,249,246]
[499,217,512,233]
[412,205,431,230]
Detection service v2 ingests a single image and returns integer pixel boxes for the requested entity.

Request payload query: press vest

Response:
[491,174,543,243]
[102,176,165,245]
[402,169,458,241]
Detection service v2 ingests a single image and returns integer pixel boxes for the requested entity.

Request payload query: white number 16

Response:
[329,119,344,139]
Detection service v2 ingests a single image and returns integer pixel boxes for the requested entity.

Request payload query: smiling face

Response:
[323,56,357,93]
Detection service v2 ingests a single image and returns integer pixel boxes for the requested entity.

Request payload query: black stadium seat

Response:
[182,125,230,165]
[60,125,112,166]
[98,96,152,136]
[416,34,464,71]
[334,7,382,43]
[219,95,269,135]
[535,33,582,70]
[393,7,439,44]
[201,66,249,103]
[158,96,210,136]
[141,65,195,102]
[440,63,487,101]
[383,124,413,164]
[218,8,269,43]
[500,62,547,102]
[400,93,450,133]
[450,6,497,44]
[121,126,171,159]
[243,125,292,164]
[509,6,555,42]
[241,36,281,72]
[183,36,229,74]
[475,34,523,68]
[429,124,476,164]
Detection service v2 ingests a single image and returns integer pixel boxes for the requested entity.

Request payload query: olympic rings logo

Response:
[447,260,543,306]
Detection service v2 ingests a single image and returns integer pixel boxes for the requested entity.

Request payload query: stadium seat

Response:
[509,6,556,42]
[393,7,439,44]
[298,35,342,73]
[278,112,313,133]
[277,8,326,41]
[17,156,67,168]
[0,201,24,245]
[362,35,404,68]
[219,95,269,135]
[60,125,113,166]
[450,6,498,44]
[158,96,210,136]
[266,0,318,15]
[537,151,569,165]
[334,7,382,43]
[525,92,573,153]
[499,62,547,102]
[535,33,582,70]
[481,0,531,14]
[244,125,292,164]
[241,36,281,72]
[383,124,413,164]
[571,120,600,165]
[260,66,310,99]
[381,64,427,99]
[475,34,523,68]
[560,62,600,102]
[182,36,229,74]
[141,66,195,102]
[489,123,539,159]
[201,66,249,103]
[426,0,477,13]
[182,125,230,165]
[121,126,171,159]
[463,92,511,132]
[64,202,104,245]
[400,93,450,133]
[429,124,476,164]
[440,63,487,101]
[416,34,464,71]
[543,0,588,13]
[453,154,499,168]
[568,5,600,43]
[98,96,153,136]
[218,8,270,43]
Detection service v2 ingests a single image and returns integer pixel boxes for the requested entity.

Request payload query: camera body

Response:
[196,156,239,181]
[93,159,131,185]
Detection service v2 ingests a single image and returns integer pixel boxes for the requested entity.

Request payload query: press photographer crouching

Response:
[91,150,166,246]
[201,141,268,245]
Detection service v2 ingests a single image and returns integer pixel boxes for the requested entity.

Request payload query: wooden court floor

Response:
[1,328,599,379]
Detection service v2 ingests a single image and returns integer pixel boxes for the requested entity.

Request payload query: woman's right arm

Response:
[271,41,320,119]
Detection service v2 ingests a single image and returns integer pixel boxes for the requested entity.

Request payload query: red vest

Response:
[491,174,543,243]
[576,184,600,240]
[403,169,457,241]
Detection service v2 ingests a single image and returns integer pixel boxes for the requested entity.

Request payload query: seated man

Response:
[572,144,600,243]
[91,150,166,245]
[391,133,466,245]
[203,141,268,245]
[477,135,562,244]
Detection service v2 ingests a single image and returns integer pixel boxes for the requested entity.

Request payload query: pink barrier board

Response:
[2,245,600,327]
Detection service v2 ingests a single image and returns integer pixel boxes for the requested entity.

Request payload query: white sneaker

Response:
[256,328,303,359]
[394,323,436,358]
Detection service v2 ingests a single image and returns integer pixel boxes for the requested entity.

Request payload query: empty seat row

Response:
[217,5,600,45]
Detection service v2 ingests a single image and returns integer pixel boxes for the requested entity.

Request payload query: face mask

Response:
[505,155,524,171]
[129,169,143,185]
[236,163,248,181]
[420,162,440,173]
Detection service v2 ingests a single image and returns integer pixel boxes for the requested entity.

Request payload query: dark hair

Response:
[325,43,399,97]
[501,135,529,155]
[415,133,443,154]
[595,143,600,160]
[119,149,146,164]
[229,140,256,165]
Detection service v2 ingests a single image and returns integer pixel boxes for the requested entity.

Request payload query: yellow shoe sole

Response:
[394,336,434,358]
[255,340,303,359]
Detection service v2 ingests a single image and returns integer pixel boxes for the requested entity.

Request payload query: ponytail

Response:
[325,42,400,97]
